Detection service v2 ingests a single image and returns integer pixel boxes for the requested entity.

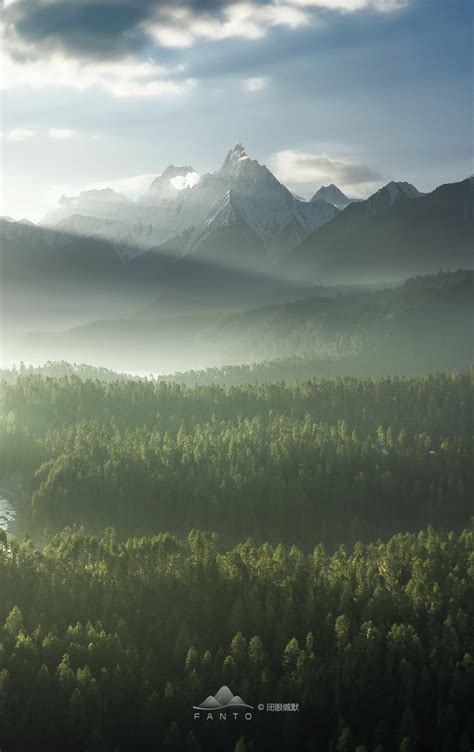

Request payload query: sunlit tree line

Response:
[0,372,472,544]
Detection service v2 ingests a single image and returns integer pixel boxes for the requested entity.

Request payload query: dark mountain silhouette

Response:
[281,178,473,284]
[0,215,288,303]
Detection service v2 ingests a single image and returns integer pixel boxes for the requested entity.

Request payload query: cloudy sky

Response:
[0,0,472,221]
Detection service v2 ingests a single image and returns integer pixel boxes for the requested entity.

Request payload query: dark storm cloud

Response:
[4,0,153,60]
[3,0,240,61]
[3,0,413,63]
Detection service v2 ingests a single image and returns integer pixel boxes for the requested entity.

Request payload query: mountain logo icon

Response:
[193,685,254,710]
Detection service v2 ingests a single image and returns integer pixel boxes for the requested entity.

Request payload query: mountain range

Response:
[1,156,471,297]
[3,144,471,288]
[1,143,472,373]
[283,177,473,284]
[43,144,339,266]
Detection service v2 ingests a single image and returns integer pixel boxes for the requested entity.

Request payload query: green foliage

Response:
[0,363,472,750]
[1,371,472,545]
[0,527,472,751]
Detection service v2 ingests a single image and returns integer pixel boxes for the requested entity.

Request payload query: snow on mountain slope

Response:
[44,188,136,227]
[0,216,71,252]
[56,214,115,237]
[311,184,352,209]
[367,181,422,213]
[182,186,337,259]
[310,180,423,234]
[54,214,159,259]
[147,144,339,259]
[41,144,338,261]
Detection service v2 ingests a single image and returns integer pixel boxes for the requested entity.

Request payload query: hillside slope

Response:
[282,178,473,284]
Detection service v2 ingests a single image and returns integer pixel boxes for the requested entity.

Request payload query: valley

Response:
[0,145,473,752]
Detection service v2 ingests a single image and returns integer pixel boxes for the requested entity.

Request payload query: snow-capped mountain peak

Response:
[375,181,422,206]
[223,143,249,166]
[178,151,339,260]
[40,143,339,265]
[311,184,352,209]
[218,143,266,181]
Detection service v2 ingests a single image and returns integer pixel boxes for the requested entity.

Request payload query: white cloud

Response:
[79,174,158,199]
[0,47,196,98]
[147,2,309,47]
[77,169,200,197]
[270,149,385,195]
[242,76,268,92]
[48,128,77,139]
[4,127,36,142]
[290,0,407,11]
[0,0,408,99]
[103,76,196,98]
[146,0,407,49]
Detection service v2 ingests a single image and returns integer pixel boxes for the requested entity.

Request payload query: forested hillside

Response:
[2,0,472,749]
[201,271,474,372]
[1,369,472,750]
[0,361,132,386]
[4,270,472,377]
[0,527,472,752]
[1,371,472,545]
